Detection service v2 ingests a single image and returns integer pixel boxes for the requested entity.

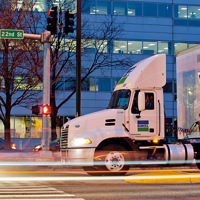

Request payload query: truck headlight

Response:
[73,138,92,146]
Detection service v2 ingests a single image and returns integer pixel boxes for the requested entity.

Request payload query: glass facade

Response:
[81,1,200,27]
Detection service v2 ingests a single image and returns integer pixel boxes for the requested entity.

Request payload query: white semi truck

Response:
[60,53,200,175]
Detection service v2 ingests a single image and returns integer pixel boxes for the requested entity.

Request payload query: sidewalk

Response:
[0,150,60,162]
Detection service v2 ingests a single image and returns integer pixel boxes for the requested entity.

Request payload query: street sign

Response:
[0,29,24,39]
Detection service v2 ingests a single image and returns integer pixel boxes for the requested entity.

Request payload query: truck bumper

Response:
[62,148,96,166]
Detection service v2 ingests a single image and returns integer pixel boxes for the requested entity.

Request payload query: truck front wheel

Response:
[84,144,131,176]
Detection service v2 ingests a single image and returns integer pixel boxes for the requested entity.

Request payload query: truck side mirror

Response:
[138,92,145,111]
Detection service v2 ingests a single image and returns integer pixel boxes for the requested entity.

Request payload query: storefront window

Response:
[31,116,42,138]
[113,1,127,15]
[128,2,142,16]
[0,120,4,138]
[128,41,142,54]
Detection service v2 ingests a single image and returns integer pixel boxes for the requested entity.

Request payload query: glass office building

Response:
[1,0,200,148]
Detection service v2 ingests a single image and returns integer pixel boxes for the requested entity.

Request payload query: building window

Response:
[96,40,108,53]
[81,78,95,91]
[82,39,96,53]
[128,41,142,54]
[163,80,172,93]
[143,41,157,54]
[113,1,127,15]
[81,0,96,14]
[96,1,111,15]
[33,0,45,12]
[127,2,142,16]
[143,3,157,17]
[174,5,188,19]
[55,78,64,91]
[158,41,172,55]
[96,78,111,91]
[158,4,172,18]
[65,39,76,52]
[65,77,76,91]
[188,6,200,19]
[113,41,127,54]
[112,78,121,90]
[174,43,188,54]
[189,43,199,48]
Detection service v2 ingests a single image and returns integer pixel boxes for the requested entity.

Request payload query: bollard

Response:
[19,141,22,150]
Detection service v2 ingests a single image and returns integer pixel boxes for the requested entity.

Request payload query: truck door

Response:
[129,91,157,138]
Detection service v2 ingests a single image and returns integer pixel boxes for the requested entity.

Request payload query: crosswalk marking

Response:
[0,186,85,200]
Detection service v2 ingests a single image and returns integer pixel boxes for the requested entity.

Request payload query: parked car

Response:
[0,138,16,150]
[32,138,60,151]
[49,138,60,151]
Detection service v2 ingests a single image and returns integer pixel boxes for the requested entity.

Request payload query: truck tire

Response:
[84,144,130,176]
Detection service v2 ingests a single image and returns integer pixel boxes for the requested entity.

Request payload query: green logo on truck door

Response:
[137,120,149,132]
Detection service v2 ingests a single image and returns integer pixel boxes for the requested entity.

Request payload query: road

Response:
[0,165,199,199]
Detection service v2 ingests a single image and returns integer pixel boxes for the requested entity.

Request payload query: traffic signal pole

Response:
[24,31,53,151]
[41,31,52,151]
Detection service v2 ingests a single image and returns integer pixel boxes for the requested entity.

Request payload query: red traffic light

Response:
[42,105,51,115]
[47,7,58,35]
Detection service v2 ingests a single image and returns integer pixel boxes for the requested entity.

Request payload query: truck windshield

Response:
[107,90,130,110]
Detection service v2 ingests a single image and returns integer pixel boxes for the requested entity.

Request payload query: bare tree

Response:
[0,0,43,149]
[49,7,132,140]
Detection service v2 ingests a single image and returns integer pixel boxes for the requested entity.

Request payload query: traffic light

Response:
[64,11,74,35]
[42,105,51,115]
[32,105,40,115]
[47,6,58,35]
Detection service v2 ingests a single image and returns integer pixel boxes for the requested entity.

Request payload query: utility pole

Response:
[76,0,81,117]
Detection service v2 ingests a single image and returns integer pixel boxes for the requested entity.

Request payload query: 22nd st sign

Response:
[0,29,24,39]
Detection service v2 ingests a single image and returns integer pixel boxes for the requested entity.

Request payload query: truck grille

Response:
[61,125,69,149]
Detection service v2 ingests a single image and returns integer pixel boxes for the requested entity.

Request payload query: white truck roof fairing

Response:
[115,54,166,91]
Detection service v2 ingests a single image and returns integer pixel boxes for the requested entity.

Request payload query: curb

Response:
[125,171,200,183]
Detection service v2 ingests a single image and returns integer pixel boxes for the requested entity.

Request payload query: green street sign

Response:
[0,29,24,39]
